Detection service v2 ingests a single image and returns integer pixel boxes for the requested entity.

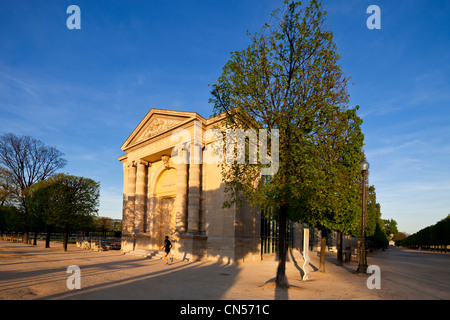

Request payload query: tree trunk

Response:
[276,204,289,288]
[319,229,328,273]
[45,225,52,248]
[63,227,69,252]
[22,200,30,244]
[23,228,29,244]
[33,229,38,245]
[337,231,343,266]
[349,236,353,262]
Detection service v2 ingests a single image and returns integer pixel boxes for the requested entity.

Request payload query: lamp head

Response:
[361,161,370,171]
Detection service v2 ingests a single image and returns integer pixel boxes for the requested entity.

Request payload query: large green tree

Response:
[210,0,363,286]
[298,109,364,271]
[0,133,67,243]
[27,173,99,251]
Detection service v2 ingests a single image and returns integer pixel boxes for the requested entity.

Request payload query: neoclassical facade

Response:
[118,109,261,263]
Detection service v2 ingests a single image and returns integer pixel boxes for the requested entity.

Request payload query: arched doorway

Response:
[155,168,177,248]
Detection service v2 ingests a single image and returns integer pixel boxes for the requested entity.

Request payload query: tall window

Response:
[260,214,294,256]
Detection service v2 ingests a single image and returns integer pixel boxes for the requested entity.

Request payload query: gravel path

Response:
[1,240,448,300]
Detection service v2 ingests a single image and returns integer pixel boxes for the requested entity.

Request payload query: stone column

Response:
[126,161,137,234]
[145,164,153,234]
[200,144,206,233]
[135,160,148,234]
[146,196,156,235]
[121,162,128,234]
[175,143,189,233]
[187,140,202,233]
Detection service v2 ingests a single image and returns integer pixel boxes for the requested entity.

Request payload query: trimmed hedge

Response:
[399,215,450,251]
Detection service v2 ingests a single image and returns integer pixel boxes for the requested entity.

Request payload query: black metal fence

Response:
[260,216,294,256]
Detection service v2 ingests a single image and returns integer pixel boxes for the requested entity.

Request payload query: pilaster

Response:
[135,160,149,234]
[126,161,137,235]
[175,143,189,233]
[187,140,202,233]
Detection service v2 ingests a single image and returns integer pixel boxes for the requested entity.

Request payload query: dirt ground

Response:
[0,239,448,301]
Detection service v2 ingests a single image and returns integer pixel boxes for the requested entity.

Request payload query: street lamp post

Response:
[356,161,370,274]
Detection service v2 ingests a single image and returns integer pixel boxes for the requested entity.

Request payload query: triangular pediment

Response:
[121,108,204,151]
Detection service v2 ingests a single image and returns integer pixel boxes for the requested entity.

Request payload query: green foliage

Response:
[0,205,21,232]
[27,173,100,233]
[367,222,389,249]
[0,168,16,207]
[94,216,119,236]
[351,184,385,239]
[210,0,364,231]
[400,214,450,247]
[0,133,67,241]
[365,185,380,237]
[210,0,366,285]
[383,218,399,237]
[392,232,408,242]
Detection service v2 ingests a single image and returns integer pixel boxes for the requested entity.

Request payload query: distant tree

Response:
[356,184,390,250]
[0,133,67,243]
[49,174,99,251]
[383,218,399,238]
[365,185,380,237]
[0,205,21,236]
[0,168,16,207]
[113,220,123,237]
[28,173,99,251]
[392,232,408,244]
[27,180,52,246]
[95,217,114,236]
[367,222,389,250]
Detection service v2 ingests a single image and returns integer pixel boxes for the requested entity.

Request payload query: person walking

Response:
[162,236,173,265]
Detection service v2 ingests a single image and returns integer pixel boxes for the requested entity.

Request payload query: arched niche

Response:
[153,167,177,247]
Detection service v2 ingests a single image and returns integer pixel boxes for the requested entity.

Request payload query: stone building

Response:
[118,108,265,264]
[118,108,357,264]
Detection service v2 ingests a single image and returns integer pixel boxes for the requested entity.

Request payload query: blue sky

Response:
[1,0,449,235]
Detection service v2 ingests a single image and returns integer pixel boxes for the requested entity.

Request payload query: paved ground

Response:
[0,240,449,300]
[365,245,450,299]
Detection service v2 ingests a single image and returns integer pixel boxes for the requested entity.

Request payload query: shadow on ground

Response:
[41,259,241,300]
